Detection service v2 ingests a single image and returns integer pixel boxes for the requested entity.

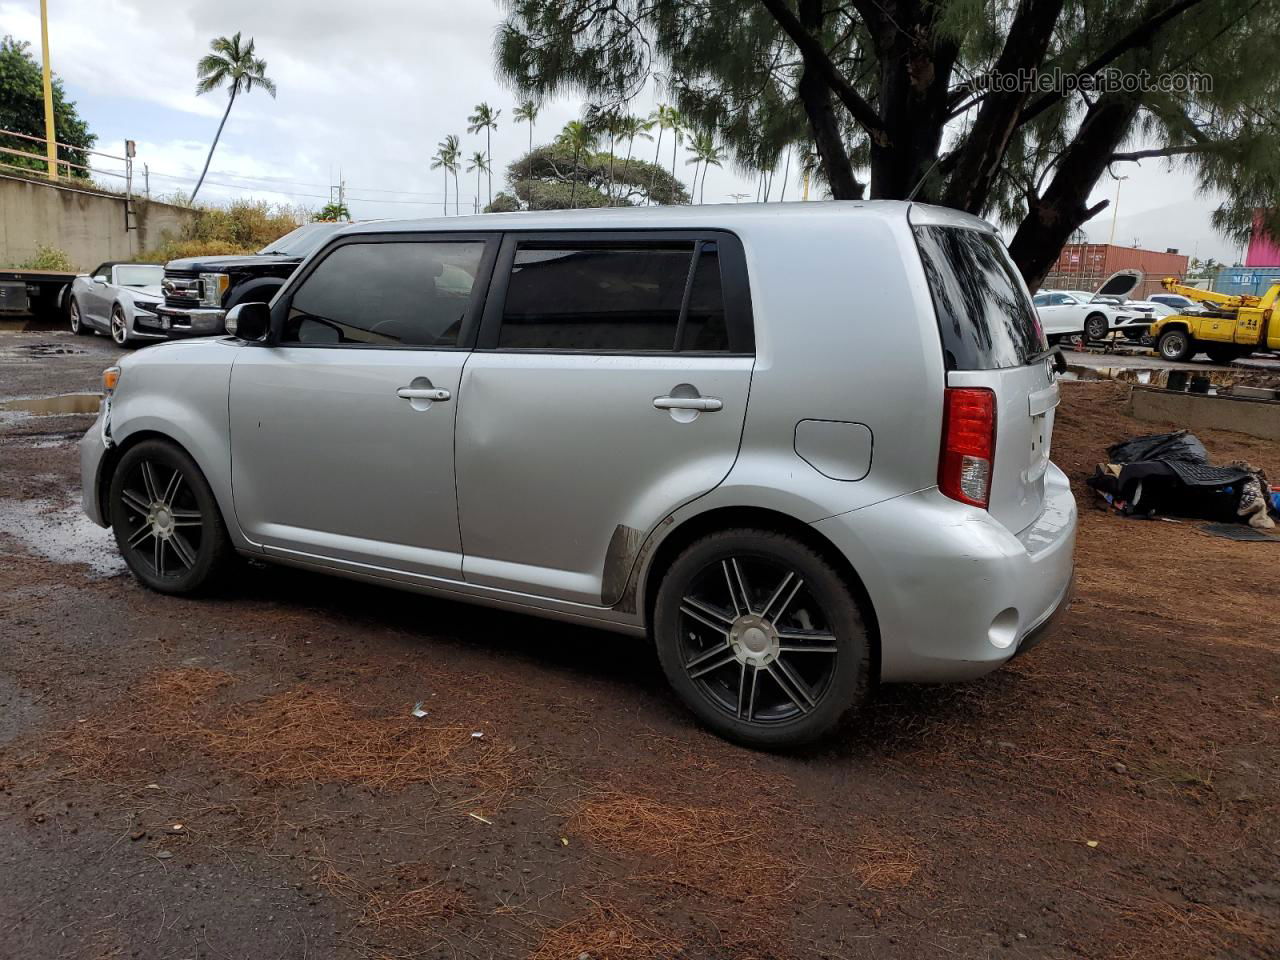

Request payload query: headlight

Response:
[135,302,159,316]
[103,366,121,396]
[199,272,230,308]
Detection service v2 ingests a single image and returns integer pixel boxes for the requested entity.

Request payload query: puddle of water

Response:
[0,496,125,577]
[0,393,101,415]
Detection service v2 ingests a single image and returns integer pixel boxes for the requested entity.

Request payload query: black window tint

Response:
[283,241,484,346]
[913,226,1047,370]
[499,245,692,351]
[681,244,728,351]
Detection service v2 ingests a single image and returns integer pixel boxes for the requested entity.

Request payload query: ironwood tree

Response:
[0,36,95,178]
[495,0,1280,287]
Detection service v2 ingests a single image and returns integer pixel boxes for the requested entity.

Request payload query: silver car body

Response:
[81,202,1076,683]
[70,263,166,341]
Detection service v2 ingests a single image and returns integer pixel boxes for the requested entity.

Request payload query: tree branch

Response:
[1017,0,1211,129]
[757,0,889,145]
[1109,143,1219,162]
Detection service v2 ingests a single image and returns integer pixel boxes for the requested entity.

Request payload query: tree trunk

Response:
[650,128,663,204]
[442,167,447,216]
[796,30,862,196]
[571,147,579,207]
[779,148,790,201]
[454,170,460,215]
[191,87,236,204]
[1007,95,1140,289]
[671,135,678,197]
[691,160,701,204]
[486,128,493,207]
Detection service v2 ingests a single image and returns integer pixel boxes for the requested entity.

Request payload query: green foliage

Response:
[497,141,689,210]
[315,201,350,221]
[18,244,74,271]
[139,200,301,263]
[196,32,276,99]
[495,0,1280,272]
[0,36,96,178]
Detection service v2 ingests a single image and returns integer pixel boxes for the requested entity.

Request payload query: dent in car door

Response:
[454,234,754,606]
[229,235,496,581]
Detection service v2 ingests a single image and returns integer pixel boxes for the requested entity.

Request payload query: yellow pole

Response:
[802,170,810,201]
[39,0,58,179]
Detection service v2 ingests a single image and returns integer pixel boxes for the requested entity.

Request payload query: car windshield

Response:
[115,265,164,287]
[259,223,339,258]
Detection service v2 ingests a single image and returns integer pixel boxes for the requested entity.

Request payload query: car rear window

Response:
[913,226,1046,370]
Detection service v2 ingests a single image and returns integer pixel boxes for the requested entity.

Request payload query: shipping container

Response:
[1041,243,1189,298]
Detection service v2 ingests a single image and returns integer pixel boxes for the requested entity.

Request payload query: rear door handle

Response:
[653,396,722,412]
[397,387,451,402]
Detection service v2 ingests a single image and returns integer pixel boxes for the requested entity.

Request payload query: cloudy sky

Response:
[1,0,1243,262]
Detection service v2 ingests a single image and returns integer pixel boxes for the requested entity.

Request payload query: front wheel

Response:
[1084,313,1109,342]
[653,529,871,748]
[69,297,90,335]
[1157,329,1194,362]
[110,305,132,346]
[108,439,233,594]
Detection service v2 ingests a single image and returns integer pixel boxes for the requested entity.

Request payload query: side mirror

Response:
[224,301,270,341]
[93,275,108,284]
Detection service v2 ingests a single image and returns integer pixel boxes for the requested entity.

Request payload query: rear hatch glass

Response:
[913,225,1046,371]
[913,224,1058,535]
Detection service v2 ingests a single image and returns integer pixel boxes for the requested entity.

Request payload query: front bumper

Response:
[812,462,1077,683]
[153,305,227,337]
[79,403,112,527]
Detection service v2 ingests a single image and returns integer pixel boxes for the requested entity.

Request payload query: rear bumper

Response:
[812,462,1077,683]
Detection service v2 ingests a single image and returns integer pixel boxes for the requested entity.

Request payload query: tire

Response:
[69,297,90,335]
[108,439,233,595]
[653,528,872,748]
[109,305,131,347]
[1157,328,1193,362]
[1084,313,1109,342]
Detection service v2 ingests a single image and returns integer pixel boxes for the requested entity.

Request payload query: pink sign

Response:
[1246,211,1280,266]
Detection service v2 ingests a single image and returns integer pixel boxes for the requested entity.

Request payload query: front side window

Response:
[282,241,485,346]
[497,242,729,352]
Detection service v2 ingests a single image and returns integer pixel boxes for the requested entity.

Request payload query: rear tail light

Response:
[939,387,996,508]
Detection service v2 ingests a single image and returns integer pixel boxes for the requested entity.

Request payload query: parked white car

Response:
[68,263,165,347]
[1032,290,1133,342]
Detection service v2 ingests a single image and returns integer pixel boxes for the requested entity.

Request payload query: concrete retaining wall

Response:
[1129,385,1280,442]
[0,174,196,270]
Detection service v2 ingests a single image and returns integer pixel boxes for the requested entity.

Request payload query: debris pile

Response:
[1086,430,1277,530]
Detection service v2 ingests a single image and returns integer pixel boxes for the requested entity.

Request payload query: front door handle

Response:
[654,396,722,412]
[397,386,451,402]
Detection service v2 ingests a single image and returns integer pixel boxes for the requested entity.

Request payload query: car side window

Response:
[496,241,729,352]
[1057,294,1077,305]
[1032,294,1050,307]
[281,241,485,347]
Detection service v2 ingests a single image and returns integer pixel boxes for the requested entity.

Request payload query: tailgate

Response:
[911,216,1056,535]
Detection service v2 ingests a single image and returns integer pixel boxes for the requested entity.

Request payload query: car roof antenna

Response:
[907,155,946,203]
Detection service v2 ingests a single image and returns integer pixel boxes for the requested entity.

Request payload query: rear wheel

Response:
[1084,313,1109,342]
[108,439,233,594]
[653,529,871,748]
[1157,328,1193,362]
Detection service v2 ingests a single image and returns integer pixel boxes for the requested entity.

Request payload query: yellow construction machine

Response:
[1148,278,1280,362]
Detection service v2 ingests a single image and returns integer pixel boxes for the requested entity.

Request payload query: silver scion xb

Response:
[80,202,1076,748]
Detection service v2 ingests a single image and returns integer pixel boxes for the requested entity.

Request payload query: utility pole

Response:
[38,0,57,179]
[1107,176,1127,246]
[144,163,150,199]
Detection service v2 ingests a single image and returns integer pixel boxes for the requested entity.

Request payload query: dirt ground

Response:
[1,328,1277,960]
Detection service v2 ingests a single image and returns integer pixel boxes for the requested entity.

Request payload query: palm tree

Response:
[513,99,539,158]
[429,139,453,215]
[668,110,685,195]
[650,106,682,205]
[687,131,722,204]
[615,114,654,203]
[440,135,461,215]
[466,103,501,208]
[466,151,489,213]
[191,33,276,203]
[586,106,622,202]
[556,120,598,208]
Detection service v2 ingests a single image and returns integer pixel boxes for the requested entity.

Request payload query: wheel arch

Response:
[635,504,881,674]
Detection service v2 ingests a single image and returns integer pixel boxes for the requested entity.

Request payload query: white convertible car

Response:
[68,262,166,347]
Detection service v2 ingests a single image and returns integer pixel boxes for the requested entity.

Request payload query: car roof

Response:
[335,200,995,237]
